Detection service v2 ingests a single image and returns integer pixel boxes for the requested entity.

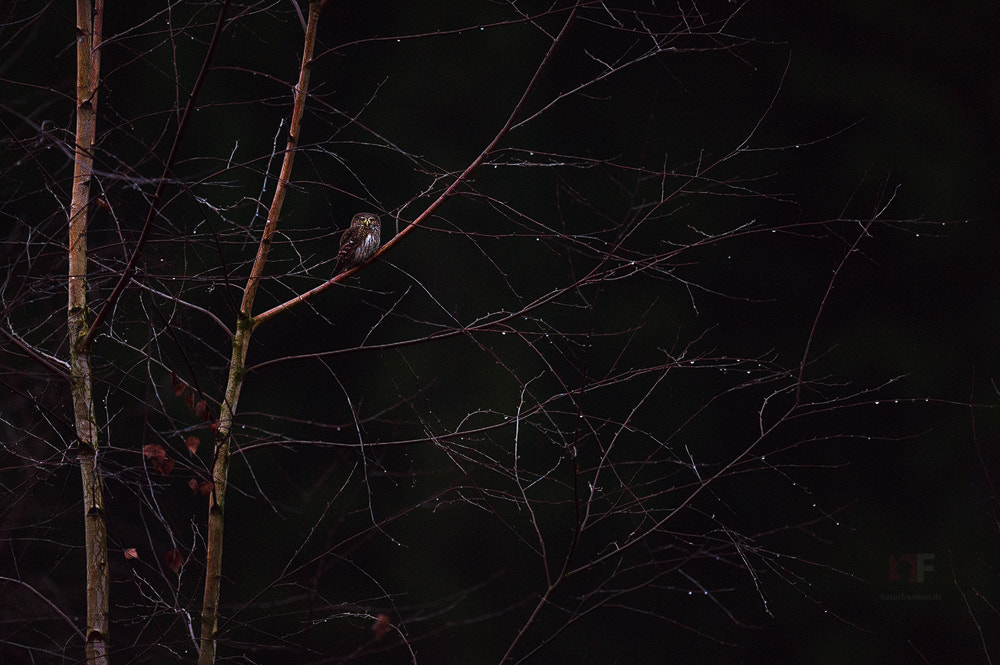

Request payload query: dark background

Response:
[1,1,997,663]
[740,4,1000,662]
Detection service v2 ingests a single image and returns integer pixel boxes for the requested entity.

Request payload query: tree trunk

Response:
[68,1,108,663]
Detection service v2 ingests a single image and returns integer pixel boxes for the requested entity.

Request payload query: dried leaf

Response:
[142,444,166,462]
[123,548,139,560]
[189,479,214,496]
[164,549,184,573]
[371,613,391,640]
[185,435,200,454]
[170,372,185,397]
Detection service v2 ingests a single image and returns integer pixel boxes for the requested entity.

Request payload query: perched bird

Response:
[335,212,381,275]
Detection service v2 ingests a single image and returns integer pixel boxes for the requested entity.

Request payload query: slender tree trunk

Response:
[197,3,328,663]
[68,1,108,663]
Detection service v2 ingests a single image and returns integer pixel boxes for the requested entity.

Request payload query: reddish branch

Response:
[252,3,583,330]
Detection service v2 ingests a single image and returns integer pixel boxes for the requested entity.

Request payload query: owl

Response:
[335,212,381,275]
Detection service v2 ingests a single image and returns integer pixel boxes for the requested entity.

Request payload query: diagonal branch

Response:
[251,2,582,330]
[81,1,232,350]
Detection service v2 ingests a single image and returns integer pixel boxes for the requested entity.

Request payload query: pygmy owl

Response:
[335,212,381,275]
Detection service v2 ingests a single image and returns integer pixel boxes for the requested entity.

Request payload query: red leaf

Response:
[188,479,213,496]
[170,372,185,397]
[142,444,166,462]
[153,457,174,476]
[164,549,184,573]
[123,548,139,560]
[371,613,391,640]
[185,435,200,454]
[195,399,207,419]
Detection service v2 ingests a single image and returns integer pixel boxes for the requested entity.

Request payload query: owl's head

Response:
[352,212,380,229]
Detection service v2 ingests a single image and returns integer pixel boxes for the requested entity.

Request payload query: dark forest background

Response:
[1,1,998,664]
